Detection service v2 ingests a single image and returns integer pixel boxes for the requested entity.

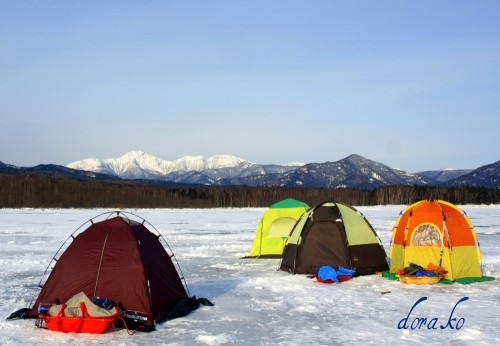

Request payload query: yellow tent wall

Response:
[249,199,309,258]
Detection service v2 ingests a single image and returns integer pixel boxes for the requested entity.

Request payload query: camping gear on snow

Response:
[396,263,447,285]
[316,265,356,284]
[389,199,482,282]
[398,276,442,285]
[280,201,389,275]
[247,198,309,258]
[14,211,211,332]
[38,292,121,333]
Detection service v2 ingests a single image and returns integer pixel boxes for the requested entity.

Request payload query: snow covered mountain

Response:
[3,151,498,188]
[218,154,435,189]
[445,160,500,188]
[66,151,437,188]
[67,151,301,184]
[418,169,473,183]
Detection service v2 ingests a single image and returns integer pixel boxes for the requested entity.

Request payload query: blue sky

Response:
[1,1,499,172]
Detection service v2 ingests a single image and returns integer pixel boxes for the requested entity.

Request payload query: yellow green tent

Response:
[247,198,309,258]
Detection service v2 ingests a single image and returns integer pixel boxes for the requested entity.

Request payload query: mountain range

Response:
[1,151,498,189]
[67,151,301,184]
[64,151,498,189]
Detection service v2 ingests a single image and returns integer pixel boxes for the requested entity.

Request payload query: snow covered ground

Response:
[1,205,499,345]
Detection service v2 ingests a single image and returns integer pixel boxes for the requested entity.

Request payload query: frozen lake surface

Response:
[1,205,499,345]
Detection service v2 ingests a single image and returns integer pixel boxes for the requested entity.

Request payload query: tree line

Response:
[1,174,498,208]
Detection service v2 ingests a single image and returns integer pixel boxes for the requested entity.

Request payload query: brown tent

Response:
[280,201,388,275]
[27,212,193,328]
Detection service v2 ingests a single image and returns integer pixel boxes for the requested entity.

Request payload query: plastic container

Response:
[40,302,119,333]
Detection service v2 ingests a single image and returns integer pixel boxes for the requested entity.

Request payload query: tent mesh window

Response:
[412,224,441,246]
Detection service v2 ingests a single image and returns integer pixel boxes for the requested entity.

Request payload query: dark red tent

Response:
[27,212,191,328]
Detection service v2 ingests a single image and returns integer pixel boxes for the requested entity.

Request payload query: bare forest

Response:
[1,174,498,208]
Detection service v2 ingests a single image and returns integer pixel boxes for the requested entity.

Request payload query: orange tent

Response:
[389,199,482,281]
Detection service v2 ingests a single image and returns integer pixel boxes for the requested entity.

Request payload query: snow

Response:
[283,162,305,167]
[1,205,499,345]
[67,151,249,176]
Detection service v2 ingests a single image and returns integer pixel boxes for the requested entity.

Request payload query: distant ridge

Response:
[445,161,500,188]
[2,152,498,189]
[418,169,473,183]
[217,154,435,189]
[67,151,302,185]
[64,151,499,189]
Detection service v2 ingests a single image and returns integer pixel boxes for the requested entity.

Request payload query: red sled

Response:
[316,275,353,284]
[40,302,120,334]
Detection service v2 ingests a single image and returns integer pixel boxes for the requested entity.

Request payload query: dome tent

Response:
[247,198,309,258]
[280,201,389,275]
[18,211,211,331]
[389,199,482,282]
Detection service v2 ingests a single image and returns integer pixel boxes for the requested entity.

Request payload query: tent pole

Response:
[93,233,109,298]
